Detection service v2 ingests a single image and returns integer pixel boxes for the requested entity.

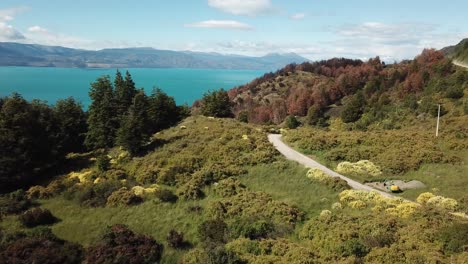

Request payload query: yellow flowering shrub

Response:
[319,210,332,220]
[131,186,146,196]
[306,168,330,183]
[26,186,50,199]
[349,200,367,209]
[385,203,419,218]
[417,192,458,211]
[427,196,458,211]
[416,192,435,204]
[242,134,249,140]
[68,170,93,183]
[336,160,382,177]
[331,202,343,210]
[339,189,420,217]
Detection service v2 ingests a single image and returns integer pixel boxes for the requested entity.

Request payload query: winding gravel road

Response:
[453,60,468,69]
[268,134,395,198]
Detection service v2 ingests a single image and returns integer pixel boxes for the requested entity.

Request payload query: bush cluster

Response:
[306,168,350,192]
[0,231,84,264]
[154,189,178,203]
[86,224,163,264]
[214,178,246,197]
[336,160,382,177]
[106,187,143,207]
[63,180,124,207]
[0,190,32,215]
[167,229,186,248]
[19,208,57,228]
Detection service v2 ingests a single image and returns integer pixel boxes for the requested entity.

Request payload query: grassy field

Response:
[283,116,468,204]
[240,161,337,219]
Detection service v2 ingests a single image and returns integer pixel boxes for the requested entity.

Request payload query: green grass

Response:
[39,196,212,263]
[397,150,468,200]
[240,161,338,219]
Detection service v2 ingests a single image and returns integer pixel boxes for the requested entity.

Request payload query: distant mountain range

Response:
[0,42,308,70]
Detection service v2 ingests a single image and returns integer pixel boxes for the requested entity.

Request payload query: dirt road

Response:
[453,60,468,69]
[268,134,395,198]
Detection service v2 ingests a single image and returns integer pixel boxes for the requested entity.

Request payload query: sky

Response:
[0,0,467,62]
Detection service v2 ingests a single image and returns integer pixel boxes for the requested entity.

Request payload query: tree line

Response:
[0,70,188,192]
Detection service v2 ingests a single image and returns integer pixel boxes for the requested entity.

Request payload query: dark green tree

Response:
[114,70,137,118]
[117,90,150,155]
[0,94,60,191]
[200,89,232,118]
[54,97,87,153]
[85,76,117,149]
[306,106,324,126]
[147,88,179,133]
[286,115,300,129]
[341,91,365,123]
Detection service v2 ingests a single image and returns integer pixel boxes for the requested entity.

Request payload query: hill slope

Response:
[0,42,307,70]
[226,48,467,125]
[442,38,468,64]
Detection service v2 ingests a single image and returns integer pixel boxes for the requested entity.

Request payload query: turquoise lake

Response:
[0,67,265,107]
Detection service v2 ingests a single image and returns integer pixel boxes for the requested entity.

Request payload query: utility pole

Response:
[436,104,440,137]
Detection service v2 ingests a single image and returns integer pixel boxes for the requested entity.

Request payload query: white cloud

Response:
[0,6,29,40]
[185,20,254,31]
[208,0,273,16]
[330,22,466,61]
[28,25,49,33]
[0,6,29,22]
[290,13,306,20]
[0,22,25,40]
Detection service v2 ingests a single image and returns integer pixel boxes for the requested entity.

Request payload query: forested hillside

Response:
[225,49,467,126]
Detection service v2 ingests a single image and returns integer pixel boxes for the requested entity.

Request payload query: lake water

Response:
[0,67,265,107]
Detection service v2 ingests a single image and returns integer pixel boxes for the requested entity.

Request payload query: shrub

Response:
[0,235,83,263]
[336,160,382,177]
[167,229,185,249]
[306,168,350,191]
[154,189,178,203]
[64,180,123,207]
[230,218,276,240]
[338,238,370,258]
[106,187,143,207]
[96,154,111,172]
[177,180,205,200]
[445,86,464,99]
[104,168,127,180]
[426,196,458,211]
[19,208,57,228]
[286,115,300,129]
[27,185,52,199]
[207,191,303,227]
[238,111,249,123]
[198,219,228,244]
[214,178,246,197]
[438,223,468,254]
[86,224,163,264]
[0,190,32,215]
[417,192,435,204]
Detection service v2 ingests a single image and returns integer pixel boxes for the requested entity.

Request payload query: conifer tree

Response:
[54,97,87,153]
[117,90,150,155]
[147,88,179,133]
[200,89,232,118]
[85,76,116,149]
[114,70,136,117]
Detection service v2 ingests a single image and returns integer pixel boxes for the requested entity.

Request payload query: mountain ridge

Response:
[0,42,308,70]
